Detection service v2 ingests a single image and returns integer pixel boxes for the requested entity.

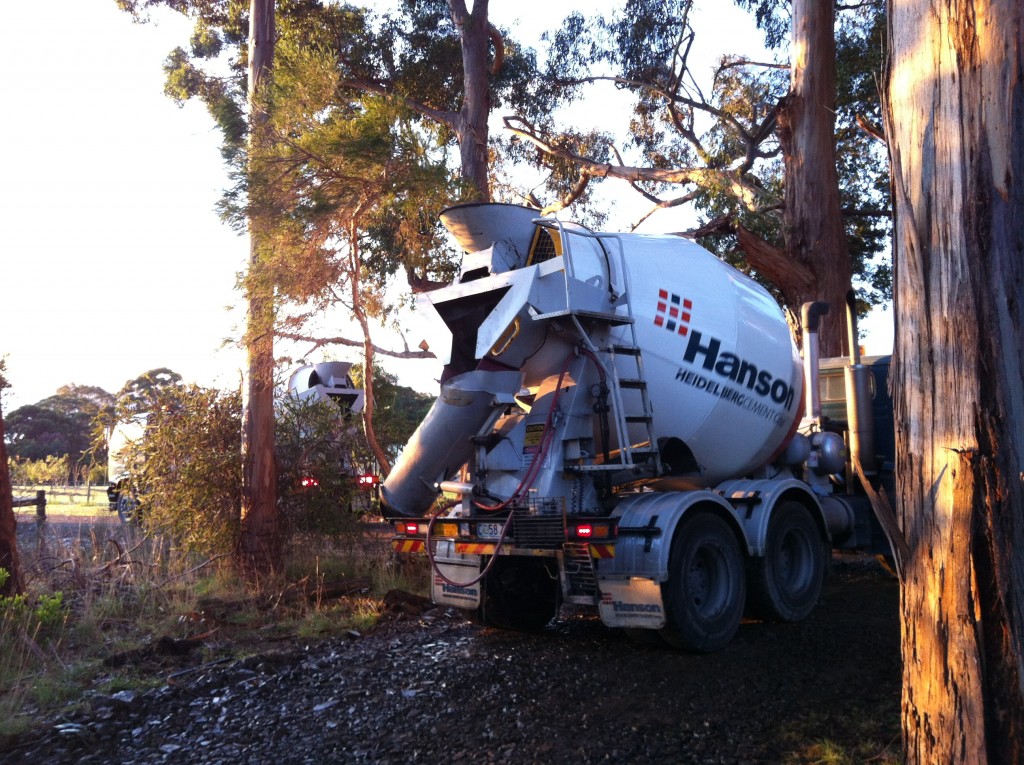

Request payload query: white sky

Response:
[0,0,893,412]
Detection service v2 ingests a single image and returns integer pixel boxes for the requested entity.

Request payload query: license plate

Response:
[476,522,502,539]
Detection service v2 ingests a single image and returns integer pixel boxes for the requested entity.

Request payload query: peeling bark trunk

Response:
[0,399,23,597]
[238,0,281,575]
[885,0,1024,761]
[779,0,851,355]
[449,0,492,201]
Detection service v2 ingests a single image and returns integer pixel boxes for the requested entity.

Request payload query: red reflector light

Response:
[357,474,380,490]
[575,524,594,538]
[398,522,420,535]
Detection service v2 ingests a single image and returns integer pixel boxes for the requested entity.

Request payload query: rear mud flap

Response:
[597,577,666,629]
[430,542,483,609]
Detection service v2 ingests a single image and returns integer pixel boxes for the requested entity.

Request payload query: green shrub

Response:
[275,395,363,536]
[123,385,242,556]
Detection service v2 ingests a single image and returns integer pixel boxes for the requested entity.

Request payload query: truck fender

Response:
[605,490,744,583]
[714,478,826,557]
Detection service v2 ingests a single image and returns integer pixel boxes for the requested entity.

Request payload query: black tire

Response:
[747,501,827,622]
[117,494,141,525]
[659,511,745,653]
[473,557,559,631]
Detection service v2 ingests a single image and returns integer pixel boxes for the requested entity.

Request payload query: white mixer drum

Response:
[603,235,804,485]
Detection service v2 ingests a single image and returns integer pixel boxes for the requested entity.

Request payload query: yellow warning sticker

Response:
[524,423,545,448]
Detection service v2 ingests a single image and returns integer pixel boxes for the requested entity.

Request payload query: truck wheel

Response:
[473,557,558,631]
[748,501,827,622]
[117,494,141,525]
[659,511,745,653]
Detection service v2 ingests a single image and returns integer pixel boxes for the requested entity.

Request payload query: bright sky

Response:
[0,0,892,413]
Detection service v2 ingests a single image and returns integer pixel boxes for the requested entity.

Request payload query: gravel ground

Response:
[3,552,900,765]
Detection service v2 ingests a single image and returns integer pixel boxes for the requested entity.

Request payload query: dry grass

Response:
[0,522,429,738]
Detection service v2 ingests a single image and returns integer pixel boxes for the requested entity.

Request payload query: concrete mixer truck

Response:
[384,203,891,652]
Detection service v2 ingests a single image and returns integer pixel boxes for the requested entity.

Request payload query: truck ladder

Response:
[562,541,599,602]
[537,219,662,479]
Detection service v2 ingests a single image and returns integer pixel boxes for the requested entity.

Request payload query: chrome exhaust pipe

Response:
[843,291,877,475]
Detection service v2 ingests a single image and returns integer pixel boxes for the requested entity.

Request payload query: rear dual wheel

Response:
[659,512,745,653]
[473,557,559,631]
[748,501,828,622]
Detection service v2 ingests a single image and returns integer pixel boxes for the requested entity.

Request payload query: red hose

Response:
[425,344,606,588]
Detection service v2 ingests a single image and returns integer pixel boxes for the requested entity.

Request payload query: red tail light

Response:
[356,474,380,491]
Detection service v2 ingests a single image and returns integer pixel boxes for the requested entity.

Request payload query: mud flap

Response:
[430,542,483,609]
[597,577,666,629]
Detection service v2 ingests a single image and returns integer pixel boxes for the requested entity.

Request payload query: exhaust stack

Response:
[801,302,830,422]
[843,291,877,475]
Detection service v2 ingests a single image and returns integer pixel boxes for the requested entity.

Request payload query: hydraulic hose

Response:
[425,344,599,587]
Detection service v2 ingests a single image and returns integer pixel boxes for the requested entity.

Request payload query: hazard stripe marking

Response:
[392,540,425,553]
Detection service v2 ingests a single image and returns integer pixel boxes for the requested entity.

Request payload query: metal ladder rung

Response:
[557,228,661,478]
[563,542,598,597]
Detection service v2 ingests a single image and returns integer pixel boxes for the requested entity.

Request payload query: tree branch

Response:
[541,173,592,216]
[855,113,886,143]
[504,116,778,212]
[276,332,436,360]
[629,191,700,231]
[488,23,504,75]
[735,224,816,294]
[715,58,790,72]
[335,76,459,133]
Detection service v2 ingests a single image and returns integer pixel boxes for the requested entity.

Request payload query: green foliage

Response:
[0,572,69,644]
[123,384,242,556]
[115,368,184,420]
[245,41,466,310]
[3,382,114,466]
[349,363,433,463]
[275,395,361,534]
[12,454,71,486]
[541,0,891,309]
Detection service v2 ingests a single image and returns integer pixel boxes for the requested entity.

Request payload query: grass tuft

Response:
[3,516,429,739]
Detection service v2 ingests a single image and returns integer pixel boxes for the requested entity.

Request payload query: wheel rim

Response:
[686,545,730,618]
[777,527,814,594]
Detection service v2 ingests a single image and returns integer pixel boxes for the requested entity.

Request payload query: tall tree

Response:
[238,0,281,574]
[248,36,458,474]
[512,0,889,353]
[774,0,850,353]
[448,0,494,201]
[885,0,1024,761]
[117,368,182,419]
[0,363,23,597]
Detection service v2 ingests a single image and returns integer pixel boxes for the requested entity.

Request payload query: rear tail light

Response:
[573,523,612,539]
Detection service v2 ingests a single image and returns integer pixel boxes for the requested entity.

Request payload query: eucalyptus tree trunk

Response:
[449,0,492,202]
[238,0,281,575]
[885,0,1024,760]
[777,0,851,354]
[0,399,23,597]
